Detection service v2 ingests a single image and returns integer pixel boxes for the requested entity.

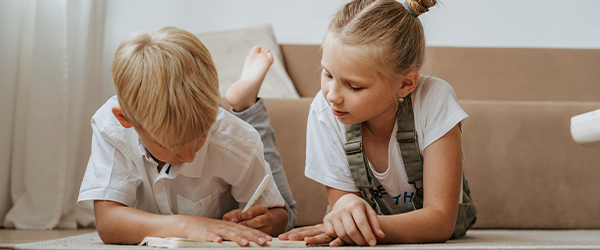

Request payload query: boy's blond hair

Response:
[111,26,220,150]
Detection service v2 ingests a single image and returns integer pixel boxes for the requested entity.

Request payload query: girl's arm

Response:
[94,200,272,246]
[377,123,463,243]
[323,188,385,246]
[323,124,463,246]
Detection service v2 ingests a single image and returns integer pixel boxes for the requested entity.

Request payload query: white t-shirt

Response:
[305,76,468,215]
[78,96,285,219]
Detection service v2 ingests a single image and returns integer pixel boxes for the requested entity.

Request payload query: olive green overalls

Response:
[342,95,477,239]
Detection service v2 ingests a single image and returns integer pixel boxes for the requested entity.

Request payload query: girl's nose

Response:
[326,82,343,105]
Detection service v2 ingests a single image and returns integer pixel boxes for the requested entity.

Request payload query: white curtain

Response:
[0,0,106,229]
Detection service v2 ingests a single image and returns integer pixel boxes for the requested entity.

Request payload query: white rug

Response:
[2,230,600,250]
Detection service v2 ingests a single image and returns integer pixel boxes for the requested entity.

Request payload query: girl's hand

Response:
[278,223,334,244]
[323,194,385,246]
[223,205,274,234]
[184,215,271,246]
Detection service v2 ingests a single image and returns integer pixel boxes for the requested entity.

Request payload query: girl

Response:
[279,0,476,246]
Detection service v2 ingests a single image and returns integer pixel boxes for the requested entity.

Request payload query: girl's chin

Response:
[335,116,361,125]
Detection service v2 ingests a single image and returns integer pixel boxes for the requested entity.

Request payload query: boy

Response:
[77,27,293,247]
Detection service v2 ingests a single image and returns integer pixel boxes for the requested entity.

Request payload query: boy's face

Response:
[135,127,207,166]
[111,106,207,166]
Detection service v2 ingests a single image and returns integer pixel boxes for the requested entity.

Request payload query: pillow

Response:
[196,23,299,99]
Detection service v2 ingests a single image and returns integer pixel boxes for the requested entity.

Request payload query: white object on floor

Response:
[571,109,600,149]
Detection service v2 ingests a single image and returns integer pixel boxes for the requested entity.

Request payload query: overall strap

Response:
[343,94,477,239]
[344,123,383,215]
[396,95,424,186]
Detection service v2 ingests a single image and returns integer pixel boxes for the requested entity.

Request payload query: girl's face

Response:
[320,39,399,126]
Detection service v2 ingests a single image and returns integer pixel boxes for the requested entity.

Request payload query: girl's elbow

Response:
[436,215,458,242]
[428,208,458,243]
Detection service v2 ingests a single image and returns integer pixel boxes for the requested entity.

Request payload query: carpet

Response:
[1,230,600,250]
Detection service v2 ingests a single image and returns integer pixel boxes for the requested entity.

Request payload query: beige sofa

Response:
[224,45,600,230]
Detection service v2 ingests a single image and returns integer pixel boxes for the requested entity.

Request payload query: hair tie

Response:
[403,2,420,18]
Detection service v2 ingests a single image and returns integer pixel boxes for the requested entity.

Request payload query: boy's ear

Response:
[112,106,133,128]
[398,70,420,98]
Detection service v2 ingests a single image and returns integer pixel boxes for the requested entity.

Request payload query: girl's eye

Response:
[348,84,362,91]
[323,72,333,79]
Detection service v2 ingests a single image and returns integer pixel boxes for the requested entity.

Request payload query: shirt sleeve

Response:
[230,134,285,209]
[418,78,469,149]
[77,118,143,209]
[305,93,360,193]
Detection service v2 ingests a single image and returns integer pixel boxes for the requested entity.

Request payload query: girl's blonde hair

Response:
[111,26,220,150]
[326,0,437,81]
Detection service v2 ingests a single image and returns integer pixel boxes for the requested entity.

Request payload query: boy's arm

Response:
[268,206,288,235]
[94,200,272,246]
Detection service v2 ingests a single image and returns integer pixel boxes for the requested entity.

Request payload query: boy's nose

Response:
[177,145,196,163]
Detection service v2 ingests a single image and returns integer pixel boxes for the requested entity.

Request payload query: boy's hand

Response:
[184,215,272,246]
[323,194,385,247]
[223,205,274,234]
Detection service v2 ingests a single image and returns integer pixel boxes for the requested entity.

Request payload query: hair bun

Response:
[405,0,437,16]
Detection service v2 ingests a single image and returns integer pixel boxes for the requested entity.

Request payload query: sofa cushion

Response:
[196,24,299,99]
[461,100,600,228]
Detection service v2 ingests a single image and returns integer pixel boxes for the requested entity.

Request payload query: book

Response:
[139,237,307,248]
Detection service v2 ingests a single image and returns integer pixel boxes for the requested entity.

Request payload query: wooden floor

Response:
[0,228,96,244]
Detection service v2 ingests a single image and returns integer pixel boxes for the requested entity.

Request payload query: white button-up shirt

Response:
[78,96,285,219]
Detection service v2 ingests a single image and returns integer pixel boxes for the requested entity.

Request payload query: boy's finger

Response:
[366,206,385,239]
[205,232,223,243]
[223,209,242,221]
[240,205,267,220]
[226,234,249,247]
[241,230,269,246]
[254,236,267,246]
[241,214,268,228]
[229,230,263,247]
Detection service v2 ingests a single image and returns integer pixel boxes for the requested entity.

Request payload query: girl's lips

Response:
[333,109,349,116]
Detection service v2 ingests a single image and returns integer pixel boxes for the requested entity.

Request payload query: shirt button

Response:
[156,182,162,188]
[196,202,202,208]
